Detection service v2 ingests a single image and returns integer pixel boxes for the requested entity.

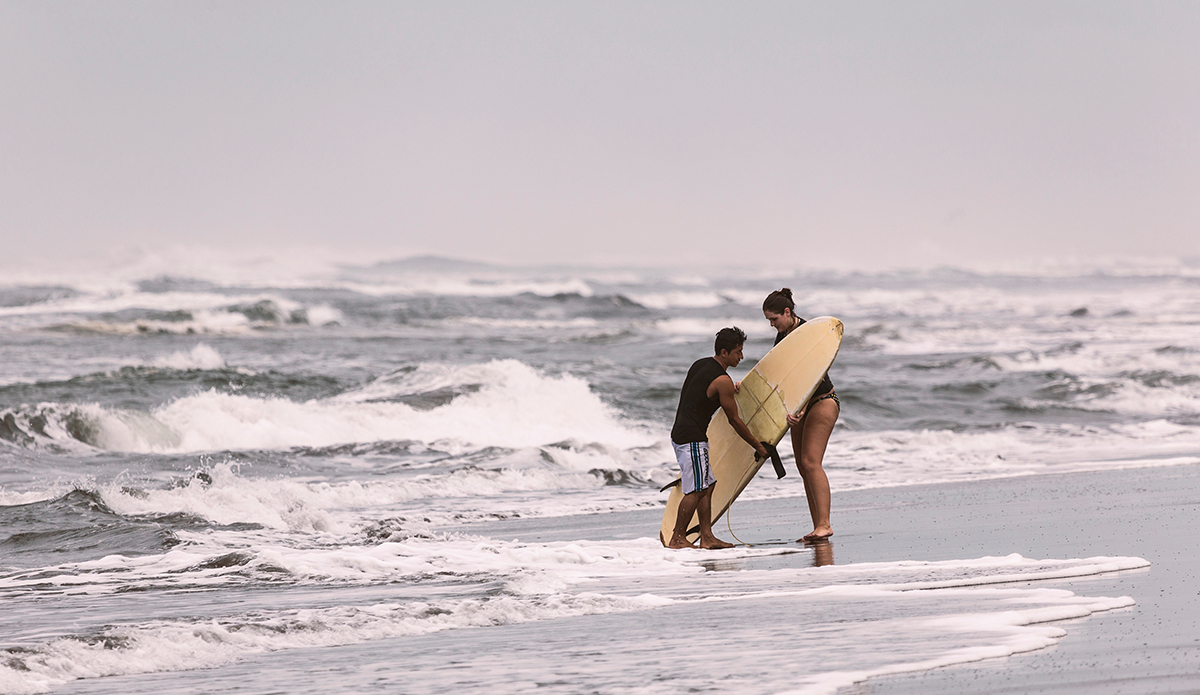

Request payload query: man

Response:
[668,327,769,549]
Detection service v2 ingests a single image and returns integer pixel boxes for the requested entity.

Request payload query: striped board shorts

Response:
[672,440,716,494]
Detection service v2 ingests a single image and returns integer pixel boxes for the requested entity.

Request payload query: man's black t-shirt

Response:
[670,357,728,444]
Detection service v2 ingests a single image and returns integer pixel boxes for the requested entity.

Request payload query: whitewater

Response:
[2,254,1197,694]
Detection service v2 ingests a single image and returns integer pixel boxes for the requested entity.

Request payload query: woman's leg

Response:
[791,396,839,539]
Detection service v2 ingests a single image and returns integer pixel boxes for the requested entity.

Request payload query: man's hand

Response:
[711,375,767,457]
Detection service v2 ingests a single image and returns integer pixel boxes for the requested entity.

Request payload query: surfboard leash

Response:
[725,506,749,546]
[726,442,785,546]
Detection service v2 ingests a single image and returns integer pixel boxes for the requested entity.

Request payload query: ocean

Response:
[1,253,1196,694]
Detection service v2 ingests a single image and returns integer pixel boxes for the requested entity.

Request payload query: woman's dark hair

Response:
[762,287,796,316]
[714,326,747,355]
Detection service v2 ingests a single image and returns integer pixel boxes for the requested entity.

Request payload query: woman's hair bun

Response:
[762,287,796,314]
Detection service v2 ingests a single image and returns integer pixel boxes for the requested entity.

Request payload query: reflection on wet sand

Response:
[699,557,746,572]
[805,538,834,566]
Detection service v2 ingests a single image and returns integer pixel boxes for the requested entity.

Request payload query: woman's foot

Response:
[800,527,833,542]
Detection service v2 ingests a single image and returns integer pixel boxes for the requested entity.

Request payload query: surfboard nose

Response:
[813,316,844,339]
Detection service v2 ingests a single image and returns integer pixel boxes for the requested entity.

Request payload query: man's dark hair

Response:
[714,326,747,355]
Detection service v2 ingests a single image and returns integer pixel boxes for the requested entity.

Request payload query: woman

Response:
[763,288,838,541]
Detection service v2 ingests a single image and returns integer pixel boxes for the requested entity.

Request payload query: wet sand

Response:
[836,463,1200,694]
[739,463,1200,694]
[474,462,1200,693]
[57,464,1199,695]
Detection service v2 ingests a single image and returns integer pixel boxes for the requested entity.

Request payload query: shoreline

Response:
[840,463,1200,694]
[464,462,1200,694]
[740,462,1200,694]
[48,463,1200,695]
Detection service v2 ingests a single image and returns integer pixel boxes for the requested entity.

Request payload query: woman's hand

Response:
[786,408,806,427]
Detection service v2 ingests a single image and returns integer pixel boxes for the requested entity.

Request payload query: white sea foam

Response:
[992,342,1200,377]
[11,401,1198,515]
[0,550,1147,695]
[99,468,664,536]
[14,405,1199,514]
[0,283,343,334]
[829,423,1200,488]
[55,311,256,336]
[0,486,68,506]
[96,462,621,533]
[0,290,267,318]
[784,594,1135,695]
[985,347,1200,417]
[0,590,666,694]
[1084,380,1200,418]
[0,535,710,598]
[302,304,342,326]
[69,360,658,455]
[152,344,226,370]
[626,291,730,310]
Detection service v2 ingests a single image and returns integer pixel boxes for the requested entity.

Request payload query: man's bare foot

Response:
[668,534,697,549]
[699,536,734,549]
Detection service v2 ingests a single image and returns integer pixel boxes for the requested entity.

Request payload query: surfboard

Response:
[659,316,844,546]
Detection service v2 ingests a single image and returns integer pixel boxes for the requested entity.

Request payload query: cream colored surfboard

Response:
[659,316,844,546]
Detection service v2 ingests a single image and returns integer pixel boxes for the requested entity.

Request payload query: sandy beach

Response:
[458,462,1200,694]
[745,463,1200,694]
[40,462,1198,695]
[850,463,1200,694]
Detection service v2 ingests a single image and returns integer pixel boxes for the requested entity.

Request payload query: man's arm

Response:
[711,376,769,458]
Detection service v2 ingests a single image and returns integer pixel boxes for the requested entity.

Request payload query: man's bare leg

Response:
[696,485,734,549]
[793,398,838,541]
[668,491,700,548]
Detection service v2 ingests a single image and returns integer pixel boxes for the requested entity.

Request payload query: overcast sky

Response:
[2,1,1198,270]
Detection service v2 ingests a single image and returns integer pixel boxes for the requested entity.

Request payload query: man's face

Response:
[722,344,745,368]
